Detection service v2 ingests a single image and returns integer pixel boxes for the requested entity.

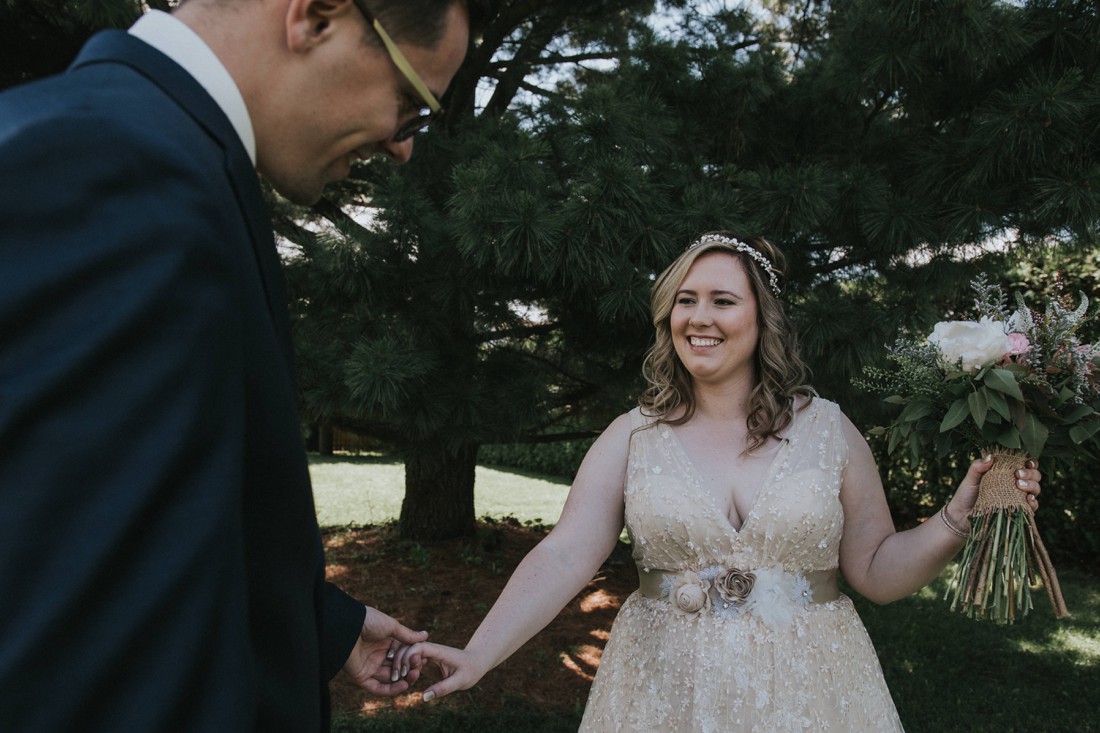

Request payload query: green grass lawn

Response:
[854,569,1100,732]
[313,454,1100,732]
[310,453,571,528]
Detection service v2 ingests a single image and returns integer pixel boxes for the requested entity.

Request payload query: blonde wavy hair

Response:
[639,232,814,453]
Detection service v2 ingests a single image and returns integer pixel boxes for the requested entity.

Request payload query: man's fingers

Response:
[362,677,411,697]
[389,624,429,646]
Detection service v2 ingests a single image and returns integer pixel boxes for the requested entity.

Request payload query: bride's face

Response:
[670,252,760,387]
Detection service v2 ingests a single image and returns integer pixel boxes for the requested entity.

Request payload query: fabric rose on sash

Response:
[669,571,711,616]
[714,568,756,607]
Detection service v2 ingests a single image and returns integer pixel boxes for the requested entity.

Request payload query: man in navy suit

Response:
[0,0,491,729]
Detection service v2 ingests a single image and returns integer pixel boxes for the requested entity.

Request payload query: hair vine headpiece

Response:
[687,234,781,296]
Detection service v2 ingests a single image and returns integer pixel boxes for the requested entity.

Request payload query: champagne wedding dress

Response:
[579,399,905,732]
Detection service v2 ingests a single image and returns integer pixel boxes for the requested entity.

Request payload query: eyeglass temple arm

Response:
[370,19,442,113]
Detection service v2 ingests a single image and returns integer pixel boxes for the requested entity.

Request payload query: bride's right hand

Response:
[395,641,488,701]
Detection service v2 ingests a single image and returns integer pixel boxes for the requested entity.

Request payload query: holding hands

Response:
[342,606,429,696]
[392,642,486,702]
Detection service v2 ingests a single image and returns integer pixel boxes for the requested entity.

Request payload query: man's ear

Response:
[285,0,353,52]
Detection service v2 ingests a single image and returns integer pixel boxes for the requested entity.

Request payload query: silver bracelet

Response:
[939,506,969,539]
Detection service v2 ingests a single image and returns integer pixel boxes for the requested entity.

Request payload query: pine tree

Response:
[283,2,690,541]
[282,0,1098,541]
[0,0,167,90]
[6,0,1094,541]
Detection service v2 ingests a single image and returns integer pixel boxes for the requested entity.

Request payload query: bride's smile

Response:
[671,251,760,386]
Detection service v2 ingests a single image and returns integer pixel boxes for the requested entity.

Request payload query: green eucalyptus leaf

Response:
[888,427,902,454]
[907,432,921,464]
[968,389,989,430]
[1020,414,1049,457]
[1009,398,1028,432]
[1069,420,1100,444]
[998,425,1022,450]
[981,420,1003,444]
[899,399,933,423]
[986,389,1011,422]
[883,395,907,405]
[984,368,1025,401]
[1064,404,1096,423]
[940,398,970,432]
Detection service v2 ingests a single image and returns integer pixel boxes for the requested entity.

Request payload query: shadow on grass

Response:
[854,567,1100,732]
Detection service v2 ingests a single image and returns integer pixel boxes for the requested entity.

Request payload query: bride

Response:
[394,232,1042,731]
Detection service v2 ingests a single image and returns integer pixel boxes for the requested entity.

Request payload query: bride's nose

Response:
[688,308,712,327]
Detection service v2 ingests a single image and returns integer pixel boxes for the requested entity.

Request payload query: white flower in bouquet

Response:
[927,317,1009,372]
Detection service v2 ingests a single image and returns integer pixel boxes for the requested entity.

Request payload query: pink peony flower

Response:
[1006,332,1030,356]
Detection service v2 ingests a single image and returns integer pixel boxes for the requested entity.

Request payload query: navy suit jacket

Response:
[0,30,363,731]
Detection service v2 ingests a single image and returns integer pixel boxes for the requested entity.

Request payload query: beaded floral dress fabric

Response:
[579,399,904,732]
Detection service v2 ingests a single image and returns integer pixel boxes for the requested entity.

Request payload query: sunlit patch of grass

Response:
[1014,628,1100,665]
[310,454,570,528]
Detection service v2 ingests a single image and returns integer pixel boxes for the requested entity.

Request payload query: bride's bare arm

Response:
[837,414,1041,604]
[397,412,633,699]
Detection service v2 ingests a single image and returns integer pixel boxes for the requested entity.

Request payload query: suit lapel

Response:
[71,31,295,365]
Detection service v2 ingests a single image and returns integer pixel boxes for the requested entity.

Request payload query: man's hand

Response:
[342,606,428,696]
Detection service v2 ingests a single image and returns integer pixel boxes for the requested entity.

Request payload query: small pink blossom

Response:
[1006,332,1030,356]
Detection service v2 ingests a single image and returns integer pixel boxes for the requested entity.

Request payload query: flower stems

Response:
[945,507,1067,623]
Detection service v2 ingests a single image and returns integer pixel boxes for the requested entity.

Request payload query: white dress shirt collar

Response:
[129,9,256,165]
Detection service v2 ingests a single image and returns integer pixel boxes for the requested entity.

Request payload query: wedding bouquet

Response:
[857,275,1100,622]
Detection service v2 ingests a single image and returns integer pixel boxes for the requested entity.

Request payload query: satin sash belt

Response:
[637,565,840,604]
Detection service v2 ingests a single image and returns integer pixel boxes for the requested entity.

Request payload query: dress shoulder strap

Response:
[788,397,849,474]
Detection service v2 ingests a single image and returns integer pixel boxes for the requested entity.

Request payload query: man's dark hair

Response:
[369,0,496,47]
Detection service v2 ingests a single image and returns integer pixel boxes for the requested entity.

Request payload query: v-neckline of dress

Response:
[663,414,794,536]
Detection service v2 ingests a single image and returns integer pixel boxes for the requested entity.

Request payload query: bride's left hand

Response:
[946,455,1042,528]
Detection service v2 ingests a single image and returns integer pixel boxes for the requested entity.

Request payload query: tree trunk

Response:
[399,440,478,542]
[318,423,333,456]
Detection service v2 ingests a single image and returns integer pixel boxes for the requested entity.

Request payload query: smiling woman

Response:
[642,233,813,454]
[670,253,762,405]
[394,232,1043,733]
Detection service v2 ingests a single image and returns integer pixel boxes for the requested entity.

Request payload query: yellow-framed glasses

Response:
[350,0,444,141]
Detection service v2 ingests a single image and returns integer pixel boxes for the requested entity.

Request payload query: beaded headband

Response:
[686,234,782,296]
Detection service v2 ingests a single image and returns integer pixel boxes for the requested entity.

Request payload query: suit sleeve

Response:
[321,581,367,679]
[0,109,254,730]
